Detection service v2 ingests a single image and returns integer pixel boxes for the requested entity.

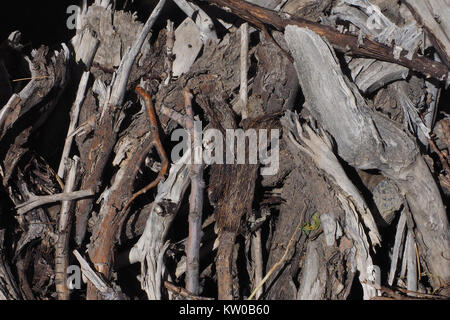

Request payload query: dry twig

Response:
[184,89,205,295]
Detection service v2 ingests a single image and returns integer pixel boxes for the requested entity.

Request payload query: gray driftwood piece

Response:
[284,26,450,289]
[404,0,450,66]
[330,1,411,94]
[331,0,431,144]
[172,0,218,42]
[128,149,191,299]
[348,58,409,94]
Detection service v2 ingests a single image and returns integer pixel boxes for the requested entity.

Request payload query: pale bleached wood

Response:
[331,0,435,146]
[348,58,409,94]
[128,150,191,299]
[16,189,94,215]
[297,238,327,300]
[71,28,100,68]
[282,111,381,246]
[110,0,167,107]
[172,0,218,42]
[388,210,407,286]
[238,22,249,119]
[58,72,90,178]
[405,230,418,295]
[172,18,203,77]
[55,157,81,300]
[246,0,282,10]
[405,0,450,66]
[73,250,124,300]
[284,25,450,290]
[332,0,423,59]
[338,193,378,299]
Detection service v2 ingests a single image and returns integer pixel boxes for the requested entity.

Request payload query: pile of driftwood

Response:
[0,0,449,300]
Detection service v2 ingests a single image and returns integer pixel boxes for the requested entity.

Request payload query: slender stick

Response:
[110,0,167,106]
[16,189,94,215]
[388,210,407,286]
[163,20,174,85]
[406,230,418,295]
[155,241,170,300]
[251,228,263,299]
[73,250,123,300]
[55,157,80,300]
[239,22,249,120]
[184,89,205,295]
[58,72,90,178]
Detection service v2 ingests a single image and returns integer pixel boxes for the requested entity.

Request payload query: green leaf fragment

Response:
[302,212,321,235]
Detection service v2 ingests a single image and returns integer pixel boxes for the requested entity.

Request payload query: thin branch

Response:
[110,0,167,106]
[239,22,249,119]
[55,156,81,300]
[184,89,205,295]
[73,250,124,300]
[388,210,407,286]
[58,72,90,178]
[250,229,263,299]
[16,189,94,215]
[163,20,174,85]
[155,241,170,300]
[406,230,418,295]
